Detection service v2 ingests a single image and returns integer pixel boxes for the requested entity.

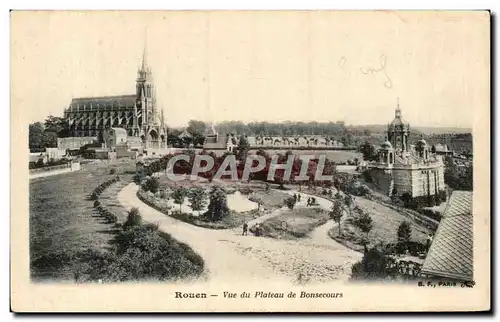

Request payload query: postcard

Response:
[11,10,490,312]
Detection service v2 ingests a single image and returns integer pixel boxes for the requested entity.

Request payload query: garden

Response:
[136,174,292,230]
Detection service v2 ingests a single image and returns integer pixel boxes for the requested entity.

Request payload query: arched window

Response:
[389,152,393,164]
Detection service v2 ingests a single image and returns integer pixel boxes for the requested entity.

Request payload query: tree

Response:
[188,188,207,216]
[44,115,70,138]
[353,209,373,252]
[397,221,412,251]
[29,122,45,150]
[42,131,58,148]
[167,128,182,147]
[350,247,393,281]
[206,186,230,221]
[343,192,355,217]
[123,207,142,230]
[142,176,159,194]
[443,156,473,191]
[186,120,207,147]
[172,188,187,212]
[236,135,250,162]
[330,194,345,237]
[284,197,296,210]
[400,192,412,208]
[360,141,376,161]
[186,120,207,136]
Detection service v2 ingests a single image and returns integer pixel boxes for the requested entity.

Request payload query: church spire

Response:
[141,28,148,71]
[395,97,401,119]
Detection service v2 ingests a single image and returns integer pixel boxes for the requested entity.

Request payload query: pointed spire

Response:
[141,28,148,71]
[395,97,401,118]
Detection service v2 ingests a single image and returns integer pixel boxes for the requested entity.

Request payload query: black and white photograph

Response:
[10,10,490,312]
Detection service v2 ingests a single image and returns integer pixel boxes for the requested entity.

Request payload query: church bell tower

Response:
[133,37,167,150]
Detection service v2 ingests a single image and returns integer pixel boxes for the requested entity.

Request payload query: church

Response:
[63,46,168,154]
[367,101,446,205]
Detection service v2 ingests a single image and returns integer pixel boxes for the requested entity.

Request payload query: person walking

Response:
[242,222,248,236]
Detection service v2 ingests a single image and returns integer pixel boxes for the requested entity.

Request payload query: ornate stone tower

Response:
[387,98,410,154]
[134,42,167,150]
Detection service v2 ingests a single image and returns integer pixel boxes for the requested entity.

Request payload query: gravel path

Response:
[118,183,361,284]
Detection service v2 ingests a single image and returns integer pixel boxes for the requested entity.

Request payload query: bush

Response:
[122,207,142,230]
[350,248,393,281]
[362,170,372,183]
[142,176,160,194]
[109,168,116,175]
[284,197,296,210]
[239,186,254,195]
[75,227,205,283]
[419,208,442,222]
[205,186,230,221]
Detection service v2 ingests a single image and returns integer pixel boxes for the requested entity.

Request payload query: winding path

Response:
[117,183,362,284]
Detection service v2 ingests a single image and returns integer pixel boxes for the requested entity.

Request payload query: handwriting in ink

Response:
[359,54,393,89]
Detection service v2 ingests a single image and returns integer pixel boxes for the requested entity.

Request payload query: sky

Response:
[11,11,488,128]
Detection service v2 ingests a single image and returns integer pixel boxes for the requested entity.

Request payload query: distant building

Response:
[421,191,473,282]
[63,44,167,155]
[203,124,238,152]
[433,143,453,156]
[57,137,98,153]
[367,100,446,200]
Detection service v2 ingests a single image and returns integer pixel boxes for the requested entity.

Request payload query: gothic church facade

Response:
[63,46,167,151]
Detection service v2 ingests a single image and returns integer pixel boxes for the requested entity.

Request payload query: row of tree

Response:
[141,175,230,222]
[29,115,70,150]
[443,156,473,191]
[166,120,365,147]
[141,148,337,187]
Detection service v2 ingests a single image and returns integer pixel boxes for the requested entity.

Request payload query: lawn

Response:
[248,189,292,210]
[329,196,432,252]
[253,207,330,240]
[29,160,136,281]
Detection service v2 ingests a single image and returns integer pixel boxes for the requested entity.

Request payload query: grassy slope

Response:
[329,196,432,252]
[29,161,135,280]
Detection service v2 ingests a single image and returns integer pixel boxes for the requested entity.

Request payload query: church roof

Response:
[70,94,137,107]
[434,143,449,152]
[203,135,229,149]
[381,140,393,149]
[388,103,410,130]
[179,130,193,139]
[417,138,428,146]
[421,191,473,281]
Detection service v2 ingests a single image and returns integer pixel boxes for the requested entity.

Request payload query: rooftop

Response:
[421,191,473,281]
[69,94,137,108]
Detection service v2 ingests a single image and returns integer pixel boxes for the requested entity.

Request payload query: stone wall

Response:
[57,137,98,151]
[410,166,444,198]
[369,168,393,195]
[392,168,413,196]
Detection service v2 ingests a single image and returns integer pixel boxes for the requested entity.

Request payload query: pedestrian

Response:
[293,193,298,202]
[254,224,261,237]
[306,197,311,207]
[297,194,301,202]
[242,222,248,236]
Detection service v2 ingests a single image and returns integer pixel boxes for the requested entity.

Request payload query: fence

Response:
[29,162,81,178]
